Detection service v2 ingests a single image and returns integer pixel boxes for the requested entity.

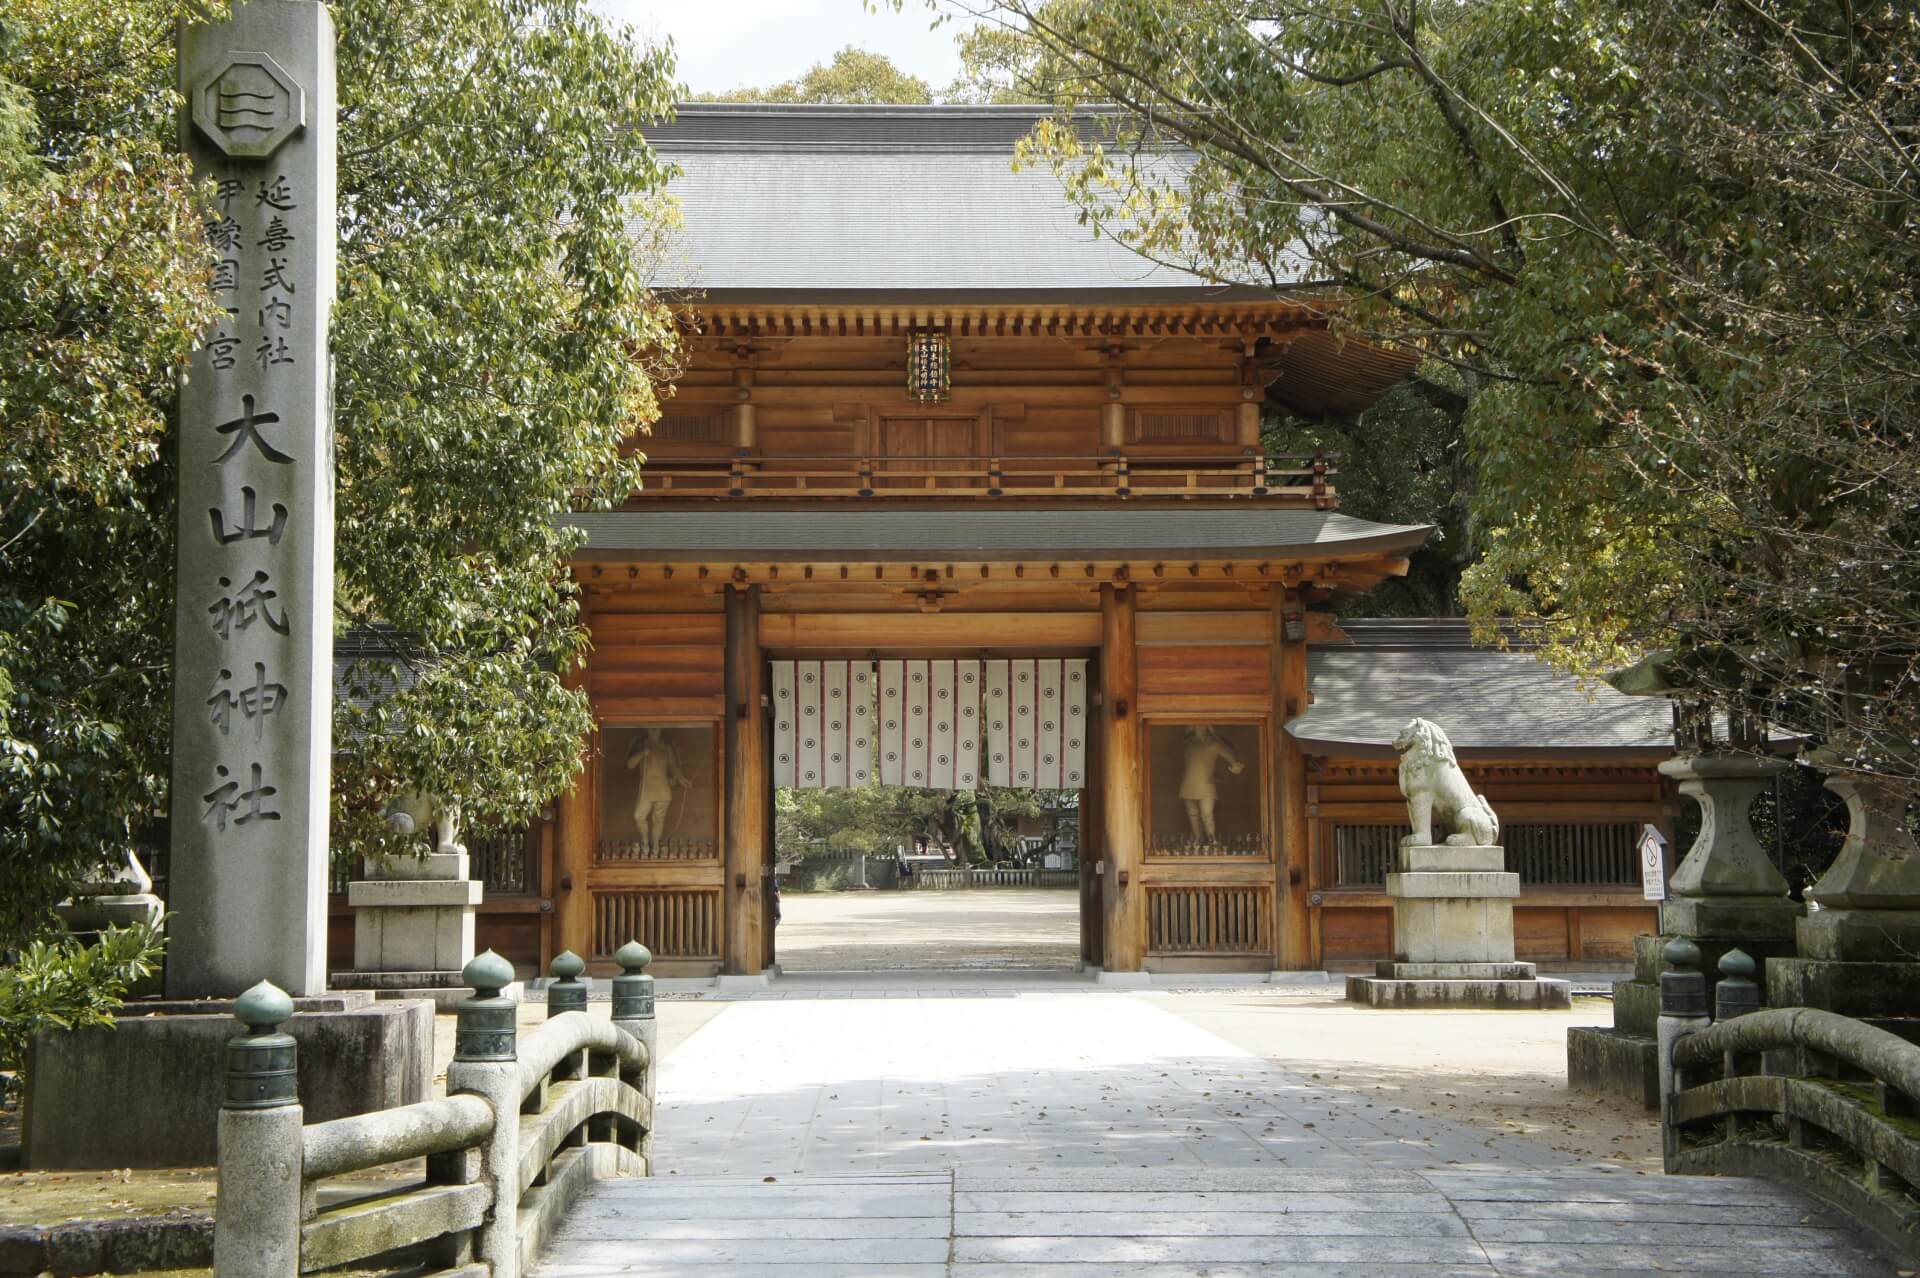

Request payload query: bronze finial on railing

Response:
[547,949,589,1018]
[612,941,655,1022]
[224,980,298,1111]
[457,950,519,1063]
[1714,948,1761,1021]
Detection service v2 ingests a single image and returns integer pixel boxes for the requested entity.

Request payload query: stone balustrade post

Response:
[446,951,521,1278]
[546,949,588,1018]
[1657,938,1712,1171]
[214,982,303,1278]
[611,941,657,1163]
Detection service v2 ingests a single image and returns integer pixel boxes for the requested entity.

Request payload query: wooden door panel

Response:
[877,416,978,489]
[928,417,978,458]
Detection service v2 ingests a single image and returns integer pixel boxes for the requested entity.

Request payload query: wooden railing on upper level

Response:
[631,451,1336,504]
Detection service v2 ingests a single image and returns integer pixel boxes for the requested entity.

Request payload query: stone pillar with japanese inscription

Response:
[169,1,336,997]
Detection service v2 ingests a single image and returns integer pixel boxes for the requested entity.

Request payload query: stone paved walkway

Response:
[536,983,1894,1276]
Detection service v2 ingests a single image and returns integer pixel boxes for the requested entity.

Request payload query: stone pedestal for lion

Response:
[1346,841,1571,1008]
[1346,718,1570,1010]
[331,795,521,1009]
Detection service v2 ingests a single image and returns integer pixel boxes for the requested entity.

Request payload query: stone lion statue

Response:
[385,790,463,854]
[1392,718,1500,847]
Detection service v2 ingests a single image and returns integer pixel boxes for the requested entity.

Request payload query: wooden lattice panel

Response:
[1129,410,1229,443]
[1146,886,1270,955]
[593,889,720,959]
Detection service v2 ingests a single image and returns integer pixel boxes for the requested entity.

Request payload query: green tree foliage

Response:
[699,46,933,104]
[1,0,678,946]
[922,0,1920,786]
[1,1,231,947]
[0,917,167,1101]
[1266,383,1468,615]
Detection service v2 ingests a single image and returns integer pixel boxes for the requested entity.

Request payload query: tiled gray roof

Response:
[564,508,1428,560]
[1288,645,1674,756]
[638,104,1305,294]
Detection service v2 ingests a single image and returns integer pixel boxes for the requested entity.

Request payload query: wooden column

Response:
[1099,582,1145,972]
[1101,343,1126,450]
[554,607,596,964]
[1236,343,1263,447]
[536,818,557,965]
[1274,589,1313,968]
[723,584,766,975]
[733,343,756,451]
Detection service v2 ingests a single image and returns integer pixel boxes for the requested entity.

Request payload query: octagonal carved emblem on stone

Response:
[192,51,305,160]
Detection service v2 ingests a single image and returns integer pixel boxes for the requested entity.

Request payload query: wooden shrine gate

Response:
[549,584,1323,979]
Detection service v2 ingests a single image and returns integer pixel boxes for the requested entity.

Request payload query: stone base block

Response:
[1344,975,1571,1010]
[331,969,524,1012]
[1615,977,1660,1037]
[1385,870,1520,899]
[1768,957,1920,1019]
[375,850,469,881]
[1095,970,1152,988]
[1392,895,1518,964]
[346,878,481,908]
[1374,960,1537,981]
[351,900,475,973]
[1795,909,1920,963]
[1397,845,1507,873]
[1659,895,1801,941]
[21,1000,432,1168]
[715,972,772,991]
[1567,1025,1660,1109]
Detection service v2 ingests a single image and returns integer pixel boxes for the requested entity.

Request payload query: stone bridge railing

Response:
[215,944,657,1278]
[1658,939,1920,1266]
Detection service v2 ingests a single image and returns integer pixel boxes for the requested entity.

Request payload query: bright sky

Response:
[587,0,969,98]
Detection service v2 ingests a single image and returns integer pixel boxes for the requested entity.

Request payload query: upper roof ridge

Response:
[646,101,1139,154]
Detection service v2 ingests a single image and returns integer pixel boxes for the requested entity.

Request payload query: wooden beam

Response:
[668,383,1255,410]
[579,558,1408,588]
[723,585,766,975]
[1136,611,1271,646]
[1100,583,1145,973]
[758,612,1100,650]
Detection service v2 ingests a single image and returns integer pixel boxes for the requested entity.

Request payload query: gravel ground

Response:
[775,886,1080,971]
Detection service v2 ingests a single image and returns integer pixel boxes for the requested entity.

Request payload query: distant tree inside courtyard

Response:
[0,0,680,946]
[697,46,934,104]
[924,0,1920,791]
[776,785,1064,866]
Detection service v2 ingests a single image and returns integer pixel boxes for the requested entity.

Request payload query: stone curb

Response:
[0,1211,211,1277]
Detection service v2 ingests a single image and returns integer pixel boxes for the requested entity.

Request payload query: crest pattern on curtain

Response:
[770,658,1088,791]
[984,659,1089,790]
[877,660,981,790]
[771,660,874,789]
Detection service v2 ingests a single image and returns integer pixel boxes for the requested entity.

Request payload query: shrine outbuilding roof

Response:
[638,104,1281,296]
[564,507,1428,562]
[1287,619,1675,758]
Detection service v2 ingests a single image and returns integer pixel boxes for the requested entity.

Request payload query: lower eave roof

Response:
[564,508,1429,563]
[1287,647,1675,758]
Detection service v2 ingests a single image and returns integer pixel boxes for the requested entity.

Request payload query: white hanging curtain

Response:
[876,660,982,790]
[984,659,1089,790]
[771,660,874,789]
